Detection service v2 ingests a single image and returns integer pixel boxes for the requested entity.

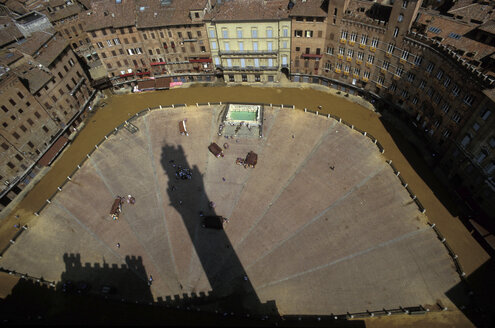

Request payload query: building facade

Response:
[205,0,291,83]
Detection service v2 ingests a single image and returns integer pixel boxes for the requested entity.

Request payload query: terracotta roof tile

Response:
[35,36,69,66]
[16,31,53,56]
[206,0,289,22]
[47,3,83,22]
[14,64,53,93]
[289,0,327,17]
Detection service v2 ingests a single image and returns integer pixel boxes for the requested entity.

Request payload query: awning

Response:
[137,79,155,90]
[151,61,167,66]
[136,71,151,76]
[155,77,171,89]
[302,54,323,59]
[189,58,212,63]
[119,72,134,78]
[38,136,69,166]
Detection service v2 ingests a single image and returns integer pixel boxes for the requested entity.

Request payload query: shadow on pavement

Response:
[445,257,495,328]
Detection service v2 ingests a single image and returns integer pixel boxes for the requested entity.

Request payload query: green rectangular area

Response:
[230,111,257,121]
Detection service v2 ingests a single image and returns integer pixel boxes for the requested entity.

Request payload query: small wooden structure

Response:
[179,120,189,136]
[208,142,224,157]
[245,151,258,168]
[110,197,123,220]
[203,216,224,230]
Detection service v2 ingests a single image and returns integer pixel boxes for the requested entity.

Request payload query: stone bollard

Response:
[172,104,175,108]
[196,103,199,107]
[105,136,108,140]
[316,111,318,115]
[67,176,72,180]
[86,154,90,158]
[403,183,408,188]
[95,145,98,149]
[441,237,446,243]
[9,240,15,244]
[363,131,367,136]
[77,165,81,169]
[46,199,51,204]
[34,212,39,216]
[208,102,210,106]
[339,118,342,122]
[304,108,307,112]
[219,101,222,105]
[159,105,162,109]
[396,171,400,176]
[328,114,330,118]
[57,187,62,191]
[351,125,354,129]
[114,127,118,131]
[281,104,284,108]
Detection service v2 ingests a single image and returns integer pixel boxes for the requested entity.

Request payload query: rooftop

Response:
[205,0,289,22]
[135,0,209,29]
[16,31,52,56]
[14,63,53,93]
[289,0,327,18]
[0,17,24,47]
[47,3,83,23]
[35,36,68,67]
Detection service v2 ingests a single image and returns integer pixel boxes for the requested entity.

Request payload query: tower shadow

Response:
[160,144,277,315]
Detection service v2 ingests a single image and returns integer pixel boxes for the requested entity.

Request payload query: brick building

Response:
[84,0,213,82]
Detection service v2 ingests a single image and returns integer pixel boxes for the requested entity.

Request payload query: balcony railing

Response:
[219,50,278,56]
[301,53,323,59]
[223,66,278,72]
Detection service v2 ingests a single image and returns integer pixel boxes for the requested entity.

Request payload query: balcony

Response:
[343,71,350,76]
[362,77,369,82]
[385,52,392,58]
[150,61,167,66]
[376,82,383,88]
[349,40,355,46]
[356,59,362,65]
[393,74,401,80]
[399,58,407,64]
[346,56,352,62]
[337,54,344,60]
[380,68,387,74]
[340,38,346,44]
[182,38,197,42]
[352,74,359,79]
[365,62,372,68]
[359,43,366,49]
[370,46,376,52]
[334,68,341,73]
[219,50,277,56]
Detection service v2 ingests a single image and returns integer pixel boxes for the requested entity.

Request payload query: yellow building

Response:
[205,0,290,83]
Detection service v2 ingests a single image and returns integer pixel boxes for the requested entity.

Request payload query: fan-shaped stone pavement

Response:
[0,105,461,315]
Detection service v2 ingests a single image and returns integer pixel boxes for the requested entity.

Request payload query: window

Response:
[398,14,404,23]
[427,87,434,97]
[364,71,370,79]
[473,122,480,131]
[317,30,322,38]
[148,49,153,55]
[407,72,415,82]
[360,34,368,45]
[252,28,258,38]
[414,55,423,66]
[382,61,390,70]
[339,47,345,55]
[42,125,49,133]
[17,92,24,99]
[224,42,230,51]
[1,143,8,150]
[476,150,487,164]
[461,134,471,147]
[347,49,354,58]
[387,43,395,54]
[326,47,334,55]
[401,90,408,98]
[485,161,495,175]
[426,62,435,73]
[237,28,243,38]
[254,58,259,67]
[242,74,247,82]
[111,50,117,56]
[442,128,452,138]
[393,27,399,38]
[226,58,232,67]
[240,58,246,68]
[28,118,34,125]
[401,50,409,60]
[390,83,397,92]
[69,58,75,66]
[211,41,217,50]
[463,94,475,106]
[97,42,104,48]
[443,75,451,88]
[305,48,310,54]
[113,38,120,45]
[341,30,348,40]
[238,41,244,51]
[107,40,113,46]
[268,58,273,67]
[1,105,7,113]
[436,69,444,80]
[395,67,404,77]
[371,37,379,47]
[15,154,23,161]
[402,0,408,8]
[451,111,462,123]
[489,137,495,148]
[377,76,385,85]
[294,30,302,37]
[367,54,374,64]
[267,41,273,51]
[354,67,360,75]
[266,28,273,38]
[12,132,20,139]
[452,84,460,96]
[481,109,491,120]
[214,57,220,65]
[7,162,15,169]
[442,103,451,114]
[419,80,426,89]
[305,30,313,38]
[283,27,289,37]
[209,29,215,38]
[412,96,418,105]
[357,52,364,60]
[252,41,258,51]
[350,32,357,42]
[282,41,287,49]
